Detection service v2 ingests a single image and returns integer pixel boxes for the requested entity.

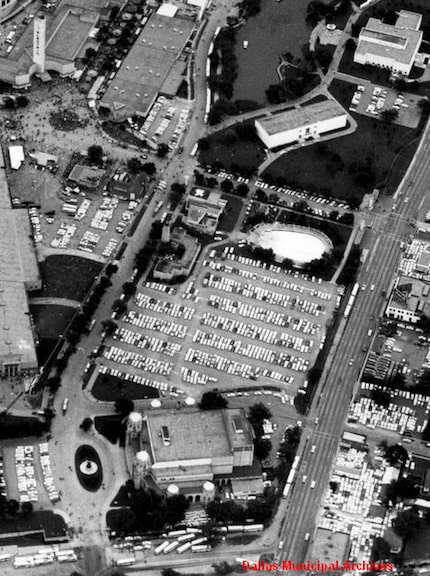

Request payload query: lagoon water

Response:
[233,0,312,104]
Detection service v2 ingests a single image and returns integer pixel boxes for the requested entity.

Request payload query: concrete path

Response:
[29,296,81,308]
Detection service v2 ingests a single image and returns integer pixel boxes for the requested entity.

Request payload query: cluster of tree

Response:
[386,477,420,504]
[169,182,186,205]
[277,425,301,463]
[158,240,186,260]
[134,222,163,276]
[65,267,117,348]
[194,170,219,189]
[112,481,189,535]
[199,390,228,410]
[0,495,33,520]
[392,507,422,542]
[157,143,169,158]
[248,403,273,461]
[305,0,350,26]
[87,144,104,166]
[207,488,276,525]
[220,179,249,197]
[383,442,409,467]
[0,413,50,440]
[266,67,320,104]
[114,397,134,419]
[209,28,238,101]
[208,99,260,125]
[337,245,361,286]
[348,158,377,189]
[3,95,29,109]
[127,157,157,176]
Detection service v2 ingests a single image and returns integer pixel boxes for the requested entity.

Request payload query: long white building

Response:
[354,10,423,75]
[255,100,347,150]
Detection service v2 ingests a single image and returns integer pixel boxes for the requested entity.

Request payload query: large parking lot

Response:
[95,245,339,397]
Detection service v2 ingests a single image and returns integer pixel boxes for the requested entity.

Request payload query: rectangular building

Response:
[145,408,255,487]
[99,11,195,121]
[184,187,227,234]
[354,10,423,75]
[255,100,347,150]
[385,275,430,324]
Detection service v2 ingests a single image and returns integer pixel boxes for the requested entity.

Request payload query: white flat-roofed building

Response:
[354,10,423,75]
[255,100,347,150]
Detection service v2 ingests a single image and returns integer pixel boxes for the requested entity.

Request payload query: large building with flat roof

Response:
[354,10,423,75]
[385,275,430,324]
[0,148,40,377]
[255,100,348,149]
[184,187,227,234]
[142,408,263,500]
[99,10,195,121]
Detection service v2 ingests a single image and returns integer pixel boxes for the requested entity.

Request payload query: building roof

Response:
[356,14,423,68]
[256,100,346,136]
[100,12,194,118]
[8,146,24,170]
[388,275,430,315]
[28,151,58,167]
[395,10,422,30]
[146,408,253,464]
[68,164,105,188]
[157,3,178,17]
[13,210,41,288]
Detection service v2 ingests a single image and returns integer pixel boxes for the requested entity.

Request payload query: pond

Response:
[233,0,314,104]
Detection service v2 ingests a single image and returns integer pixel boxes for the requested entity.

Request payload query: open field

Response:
[89,245,340,403]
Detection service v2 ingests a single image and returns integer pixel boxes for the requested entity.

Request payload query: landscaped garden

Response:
[91,372,159,402]
[75,445,103,492]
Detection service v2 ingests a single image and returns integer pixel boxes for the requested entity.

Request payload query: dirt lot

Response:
[94,245,338,400]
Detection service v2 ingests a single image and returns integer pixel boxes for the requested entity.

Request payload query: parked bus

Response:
[177,541,192,554]
[163,541,180,554]
[0,553,10,562]
[62,398,69,414]
[192,544,211,553]
[154,541,170,555]
[177,533,195,542]
[115,557,136,567]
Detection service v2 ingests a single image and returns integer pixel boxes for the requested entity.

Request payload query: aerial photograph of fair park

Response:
[1,0,430,574]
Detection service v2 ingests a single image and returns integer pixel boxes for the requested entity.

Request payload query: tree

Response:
[386,477,420,502]
[236,183,249,197]
[115,397,134,417]
[87,144,103,165]
[164,494,189,525]
[392,508,421,540]
[105,263,118,276]
[371,537,391,562]
[21,501,33,516]
[101,319,118,336]
[200,390,228,410]
[212,562,235,576]
[418,98,430,117]
[385,443,408,467]
[16,95,29,107]
[254,437,272,461]
[198,137,210,151]
[127,157,142,174]
[3,97,15,109]
[345,38,356,51]
[85,47,97,60]
[122,281,136,297]
[80,417,93,432]
[157,143,169,158]
[248,403,272,427]
[142,162,156,176]
[46,376,61,392]
[220,179,233,193]
[112,299,127,315]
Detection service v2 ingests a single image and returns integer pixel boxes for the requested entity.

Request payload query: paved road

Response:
[278,115,430,562]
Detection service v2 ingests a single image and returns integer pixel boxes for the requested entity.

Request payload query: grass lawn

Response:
[263,79,425,201]
[218,194,243,233]
[94,415,126,446]
[34,255,103,301]
[91,373,160,402]
[404,524,430,561]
